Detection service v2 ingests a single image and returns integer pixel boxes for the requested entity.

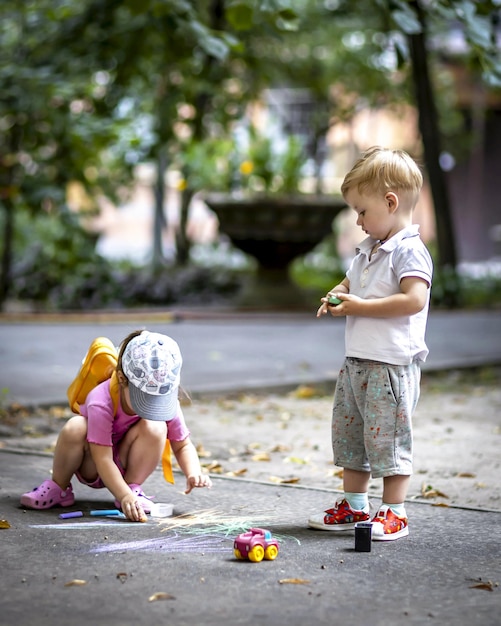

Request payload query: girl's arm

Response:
[171,437,212,494]
[89,443,147,522]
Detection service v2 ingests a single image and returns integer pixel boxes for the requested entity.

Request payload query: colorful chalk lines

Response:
[30,508,301,555]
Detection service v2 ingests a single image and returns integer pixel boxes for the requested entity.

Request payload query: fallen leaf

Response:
[0,519,11,529]
[327,468,344,478]
[431,502,450,508]
[284,456,309,465]
[269,476,300,484]
[291,385,317,398]
[270,444,291,453]
[469,581,497,591]
[148,592,176,602]
[49,406,71,419]
[420,483,449,499]
[225,468,248,477]
[196,444,212,458]
[204,461,224,473]
[278,578,311,585]
[247,442,262,450]
[252,452,271,462]
[456,472,476,478]
[64,579,87,587]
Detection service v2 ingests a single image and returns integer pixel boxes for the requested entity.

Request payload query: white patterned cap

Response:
[122,331,182,421]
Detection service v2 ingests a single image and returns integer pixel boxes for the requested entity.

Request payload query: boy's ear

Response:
[385,191,399,213]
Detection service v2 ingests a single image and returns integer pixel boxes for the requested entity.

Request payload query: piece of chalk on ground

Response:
[90,509,122,516]
[58,511,84,519]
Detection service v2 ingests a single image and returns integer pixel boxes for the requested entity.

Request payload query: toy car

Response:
[234,527,279,562]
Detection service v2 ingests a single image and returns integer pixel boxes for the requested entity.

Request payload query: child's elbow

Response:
[408,293,428,315]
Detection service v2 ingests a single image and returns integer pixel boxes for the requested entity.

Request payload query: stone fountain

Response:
[203,193,347,308]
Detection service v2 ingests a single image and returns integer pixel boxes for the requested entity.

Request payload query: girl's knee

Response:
[59,415,88,442]
[133,419,166,441]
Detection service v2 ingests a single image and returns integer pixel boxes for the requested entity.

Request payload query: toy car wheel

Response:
[264,545,278,560]
[234,548,244,560]
[248,544,265,562]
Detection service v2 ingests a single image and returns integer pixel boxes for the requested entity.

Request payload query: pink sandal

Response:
[20,479,75,509]
[114,483,154,513]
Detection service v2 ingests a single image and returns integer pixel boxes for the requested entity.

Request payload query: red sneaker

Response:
[371,505,409,541]
[308,498,370,531]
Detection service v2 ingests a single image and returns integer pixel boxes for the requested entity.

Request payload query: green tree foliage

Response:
[1,0,499,310]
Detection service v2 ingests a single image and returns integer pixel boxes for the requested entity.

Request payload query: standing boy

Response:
[308,146,433,541]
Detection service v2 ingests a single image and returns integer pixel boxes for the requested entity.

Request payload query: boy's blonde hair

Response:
[341,146,423,207]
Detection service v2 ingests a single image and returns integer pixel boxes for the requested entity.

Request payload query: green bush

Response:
[5,207,242,310]
[3,207,501,311]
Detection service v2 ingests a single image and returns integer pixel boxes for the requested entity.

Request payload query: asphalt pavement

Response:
[1,308,500,405]
[0,307,500,626]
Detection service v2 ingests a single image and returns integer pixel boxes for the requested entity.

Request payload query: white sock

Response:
[383,502,406,518]
[344,492,369,511]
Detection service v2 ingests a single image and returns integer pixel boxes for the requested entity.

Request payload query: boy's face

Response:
[345,188,400,242]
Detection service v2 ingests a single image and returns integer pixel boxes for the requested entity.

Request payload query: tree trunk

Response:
[0,194,14,309]
[152,151,167,271]
[408,1,458,284]
[176,186,194,265]
[0,126,20,309]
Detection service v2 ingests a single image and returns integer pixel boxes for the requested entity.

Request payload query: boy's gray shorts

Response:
[332,357,421,478]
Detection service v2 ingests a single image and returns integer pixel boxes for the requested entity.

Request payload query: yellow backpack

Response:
[67,336,173,484]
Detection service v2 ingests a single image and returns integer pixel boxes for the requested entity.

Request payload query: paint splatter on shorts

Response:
[332,357,421,478]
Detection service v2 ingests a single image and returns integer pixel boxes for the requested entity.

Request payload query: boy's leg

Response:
[308,361,372,531]
[365,361,420,541]
[343,468,371,494]
[381,474,410,505]
[372,476,410,541]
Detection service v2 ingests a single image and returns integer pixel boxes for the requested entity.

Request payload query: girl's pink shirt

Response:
[79,380,190,447]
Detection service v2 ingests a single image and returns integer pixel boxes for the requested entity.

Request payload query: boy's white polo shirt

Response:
[345,225,433,366]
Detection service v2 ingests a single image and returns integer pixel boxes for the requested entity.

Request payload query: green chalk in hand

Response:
[328,295,342,306]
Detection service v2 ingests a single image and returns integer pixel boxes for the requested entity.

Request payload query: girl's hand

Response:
[120,493,148,522]
[184,474,213,494]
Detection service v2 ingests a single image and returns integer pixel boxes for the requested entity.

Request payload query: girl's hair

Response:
[341,146,423,206]
[116,329,190,403]
[116,330,143,383]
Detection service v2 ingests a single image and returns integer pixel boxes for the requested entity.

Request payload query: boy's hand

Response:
[184,474,213,494]
[327,293,363,316]
[316,292,343,318]
[316,300,329,317]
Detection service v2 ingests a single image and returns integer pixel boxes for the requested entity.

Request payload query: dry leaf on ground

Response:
[64,579,87,587]
[278,578,311,585]
[148,592,176,602]
[469,580,498,591]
